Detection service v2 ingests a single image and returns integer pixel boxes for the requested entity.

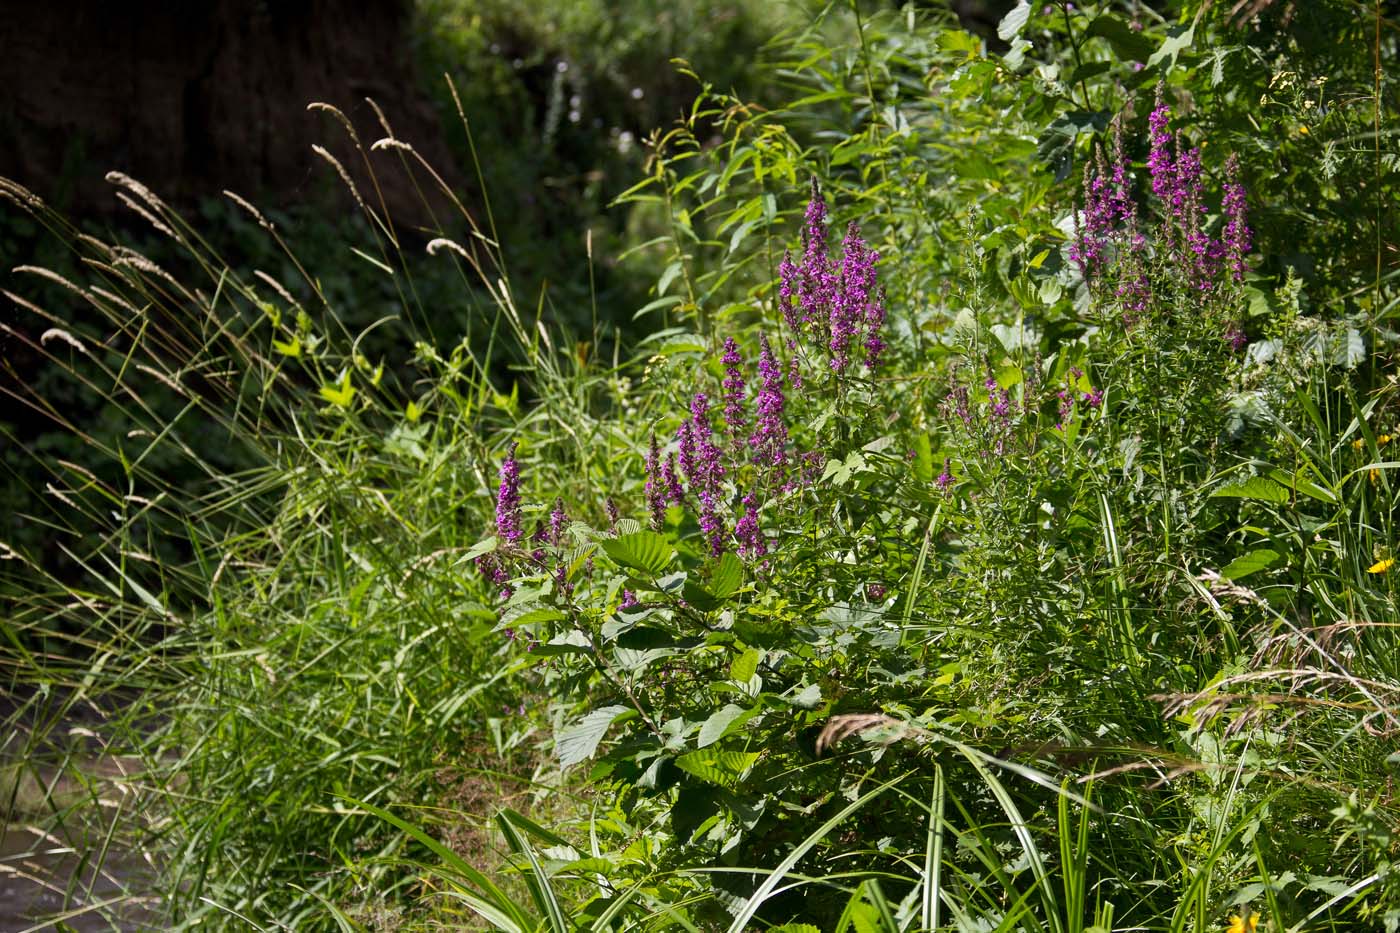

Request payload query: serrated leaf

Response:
[790,683,822,709]
[698,704,758,748]
[556,705,632,767]
[1210,477,1290,503]
[601,531,674,575]
[1220,549,1282,581]
[997,1,1031,42]
[675,749,760,785]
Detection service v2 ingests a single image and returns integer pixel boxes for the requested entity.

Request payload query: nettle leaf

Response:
[698,704,759,748]
[556,705,633,767]
[997,1,1031,42]
[675,749,760,785]
[1211,477,1290,503]
[1221,549,1282,581]
[602,531,674,575]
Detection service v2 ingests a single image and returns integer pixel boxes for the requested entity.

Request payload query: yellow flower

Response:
[1369,558,1395,574]
[1380,434,1394,445]
[1353,438,1367,450]
[1227,912,1259,933]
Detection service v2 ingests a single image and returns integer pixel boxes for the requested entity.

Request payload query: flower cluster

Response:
[778,180,888,376]
[1072,90,1253,342]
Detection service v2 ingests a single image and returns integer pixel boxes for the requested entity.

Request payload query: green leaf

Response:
[997,1,1031,42]
[913,433,934,484]
[1220,549,1282,581]
[318,371,355,407]
[1210,477,1290,503]
[730,646,761,683]
[710,552,744,599]
[1086,14,1155,61]
[1146,23,1194,71]
[698,704,758,748]
[790,683,822,709]
[675,749,760,785]
[601,531,674,575]
[556,705,632,767]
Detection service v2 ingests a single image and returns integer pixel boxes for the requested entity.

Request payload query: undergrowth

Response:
[2,1,1399,931]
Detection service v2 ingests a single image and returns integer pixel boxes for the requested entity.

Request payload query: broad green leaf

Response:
[675,749,760,785]
[556,705,632,767]
[790,683,822,709]
[913,433,934,484]
[997,1,1031,42]
[1220,549,1282,581]
[730,646,761,683]
[1146,23,1194,71]
[1210,477,1290,503]
[698,704,758,748]
[601,531,674,575]
[1086,13,1155,60]
[710,552,743,599]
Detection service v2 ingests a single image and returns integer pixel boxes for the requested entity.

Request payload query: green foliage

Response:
[3,1,1400,931]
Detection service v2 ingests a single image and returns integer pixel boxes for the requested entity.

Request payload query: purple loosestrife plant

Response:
[734,494,766,560]
[496,442,523,546]
[549,498,569,548]
[830,222,878,374]
[721,337,747,441]
[1222,154,1252,284]
[750,333,789,475]
[780,181,888,376]
[644,433,667,530]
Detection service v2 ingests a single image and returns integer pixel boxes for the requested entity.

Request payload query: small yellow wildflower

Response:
[1371,468,1382,486]
[1380,434,1394,445]
[1353,438,1367,450]
[1369,558,1395,574]
[1227,911,1259,933]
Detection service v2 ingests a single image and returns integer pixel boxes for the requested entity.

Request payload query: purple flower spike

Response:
[798,180,837,332]
[936,459,955,493]
[1222,154,1251,284]
[721,338,747,440]
[549,497,569,547]
[830,222,878,374]
[750,334,789,473]
[644,434,667,530]
[697,487,726,557]
[495,442,523,545]
[1147,91,1174,202]
[778,250,800,331]
[688,393,726,489]
[734,494,766,560]
[663,452,685,504]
